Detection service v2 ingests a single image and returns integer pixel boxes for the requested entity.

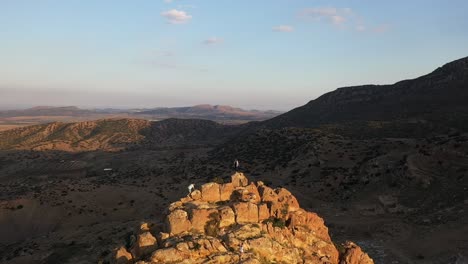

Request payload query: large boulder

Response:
[231,172,248,187]
[218,206,236,228]
[245,183,261,203]
[201,182,221,202]
[220,182,234,201]
[190,207,218,233]
[130,232,158,259]
[114,246,133,264]
[166,209,191,235]
[233,202,259,224]
[258,185,278,203]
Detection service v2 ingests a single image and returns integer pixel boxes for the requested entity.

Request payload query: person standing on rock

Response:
[233,159,240,171]
[239,241,244,260]
[188,183,195,195]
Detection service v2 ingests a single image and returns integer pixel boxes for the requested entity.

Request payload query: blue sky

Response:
[1,0,468,110]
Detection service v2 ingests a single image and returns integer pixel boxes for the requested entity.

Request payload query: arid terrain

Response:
[0,105,281,131]
[1,57,468,264]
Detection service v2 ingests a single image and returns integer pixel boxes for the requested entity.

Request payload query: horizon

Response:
[1,0,468,110]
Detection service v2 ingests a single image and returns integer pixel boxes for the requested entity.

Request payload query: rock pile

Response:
[112,173,373,264]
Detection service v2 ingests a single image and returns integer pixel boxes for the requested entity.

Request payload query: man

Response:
[239,241,244,260]
[188,183,195,195]
[233,159,239,171]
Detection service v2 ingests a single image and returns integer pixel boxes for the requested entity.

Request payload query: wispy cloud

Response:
[161,9,192,24]
[272,25,294,32]
[300,7,390,33]
[202,37,224,45]
[300,7,351,26]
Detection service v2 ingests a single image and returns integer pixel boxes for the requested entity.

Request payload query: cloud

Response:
[300,7,350,26]
[161,9,192,24]
[372,24,391,33]
[272,25,294,32]
[300,7,390,34]
[202,37,224,45]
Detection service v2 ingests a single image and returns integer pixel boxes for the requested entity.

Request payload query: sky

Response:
[1,0,468,111]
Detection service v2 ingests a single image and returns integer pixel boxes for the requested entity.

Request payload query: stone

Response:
[258,185,278,203]
[220,183,234,201]
[201,182,221,202]
[340,241,374,264]
[190,207,218,233]
[151,247,186,263]
[258,203,270,222]
[233,202,259,224]
[231,172,248,187]
[166,209,191,235]
[245,183,261,203]
[218,206,236,228]
[190,190,202,200]
[114,246,133,264]
[130,231,158,258]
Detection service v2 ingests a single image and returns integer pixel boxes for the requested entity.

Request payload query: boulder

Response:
[190,207,218,233]
[233,202,259,224]
[114,246,133,264]
[201,182,221,202]
[340,241,374,264]
[218,206,236,228]
[130,231,158,258]
[166,209,191,235]
[231,172,248,187]
[258,185,278,203]
[190,190,202,200]
[245,183,261,203]
[220,183,234,201]
[258,203,270,222]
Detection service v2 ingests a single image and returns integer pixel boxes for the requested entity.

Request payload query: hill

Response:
[110,173,373,264]
[262,56,468,133]
[0,118,242,151]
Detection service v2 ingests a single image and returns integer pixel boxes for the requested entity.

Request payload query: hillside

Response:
[0,118,242,152]
[110,173,373,264]
[263,56,468,133]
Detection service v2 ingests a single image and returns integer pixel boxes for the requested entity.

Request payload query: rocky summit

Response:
[111,173,373,264]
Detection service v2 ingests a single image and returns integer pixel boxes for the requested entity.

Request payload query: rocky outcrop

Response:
[112,173,374,264]
[340,241,374,264]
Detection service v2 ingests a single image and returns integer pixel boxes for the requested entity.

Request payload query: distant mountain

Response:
[0,106,94,117]
[134,104,282,121]
[262,56,468,132]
